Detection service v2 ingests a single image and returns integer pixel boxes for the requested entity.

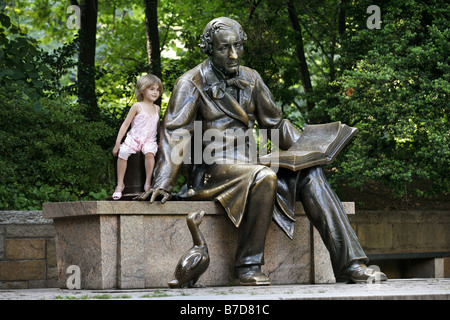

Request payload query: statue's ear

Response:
[199,35,213,56]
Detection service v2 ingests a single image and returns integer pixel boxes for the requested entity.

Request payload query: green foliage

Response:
[0,87,115,210]
[313,0,449,197]
[1,0,448,210]
[0,9,116,210]
[95,2,149,121]
[0,11,51,99]
[40,38,78,98]
[0,9,77,99]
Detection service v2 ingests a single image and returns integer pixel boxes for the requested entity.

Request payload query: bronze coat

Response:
[152,59,302,238]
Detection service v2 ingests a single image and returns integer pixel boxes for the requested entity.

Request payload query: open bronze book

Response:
[258,121,358,171]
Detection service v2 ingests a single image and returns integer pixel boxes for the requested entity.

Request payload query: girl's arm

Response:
[112,104,139,157]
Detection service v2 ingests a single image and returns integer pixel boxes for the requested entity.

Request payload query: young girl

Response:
[112,74,163,200]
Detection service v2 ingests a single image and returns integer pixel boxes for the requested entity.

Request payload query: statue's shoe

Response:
[337,262,388,284]
[235,265,271,286]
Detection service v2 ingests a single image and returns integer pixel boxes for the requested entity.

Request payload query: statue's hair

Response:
[199,17,247,56]
[135,74,163,101]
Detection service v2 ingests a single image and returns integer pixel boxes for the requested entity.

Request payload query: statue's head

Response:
[199,17,247,76]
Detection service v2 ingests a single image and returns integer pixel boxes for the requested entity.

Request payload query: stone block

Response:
[264,216,311,285]
[393,222,448,251]
[0,260,45,280]
[118,215,145,289]
[349,210,450,255]
[46,239,57,268]
[0,227,5,260]
[0,281,28,289]
[53,215,118,289]
[356,223,393,251]
[43,201,355,289]
[312,227,335,283]
[0,211,52,224]
[27,279,58,289]
[5,225,55,238]
[143,213,311,288]
[6,239,45,260]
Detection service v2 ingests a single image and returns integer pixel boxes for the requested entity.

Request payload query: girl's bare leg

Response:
[144,153,155,191]
[116,157,128,189]
[112,157,127,199]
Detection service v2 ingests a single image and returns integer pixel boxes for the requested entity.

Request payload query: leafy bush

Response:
[1,10,116,210]
[0,11,51,100]
[312,0,449,197]
[0,87,115,210]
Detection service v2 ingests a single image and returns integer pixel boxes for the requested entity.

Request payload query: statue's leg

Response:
[234,167,276,285]
[180,163,276,285]
[297,166,368,277]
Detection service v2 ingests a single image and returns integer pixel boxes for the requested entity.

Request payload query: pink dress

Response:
[118,103,159,160]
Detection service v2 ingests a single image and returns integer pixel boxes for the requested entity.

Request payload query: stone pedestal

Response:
[43,201,354,289]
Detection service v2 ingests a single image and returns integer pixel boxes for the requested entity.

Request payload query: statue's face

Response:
[211,27,244,77]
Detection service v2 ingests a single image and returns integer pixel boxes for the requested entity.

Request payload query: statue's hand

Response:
[135,188,171,204]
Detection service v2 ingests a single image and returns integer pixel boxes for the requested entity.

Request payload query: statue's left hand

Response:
[134,188,171,204]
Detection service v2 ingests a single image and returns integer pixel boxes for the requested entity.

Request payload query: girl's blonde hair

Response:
[135,74,163,101]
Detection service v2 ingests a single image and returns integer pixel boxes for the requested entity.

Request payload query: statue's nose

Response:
[229,46,238,59]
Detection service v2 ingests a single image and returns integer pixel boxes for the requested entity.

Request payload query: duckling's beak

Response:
[199,210,205,218]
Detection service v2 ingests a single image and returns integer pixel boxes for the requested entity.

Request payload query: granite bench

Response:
[42,201,355,289]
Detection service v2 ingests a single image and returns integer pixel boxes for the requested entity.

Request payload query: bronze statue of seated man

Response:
[137,17,387,285]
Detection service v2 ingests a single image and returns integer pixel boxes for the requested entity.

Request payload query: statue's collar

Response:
[200,59,251,128]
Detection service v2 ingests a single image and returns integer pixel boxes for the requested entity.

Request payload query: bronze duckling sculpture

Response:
[168,210,210,288]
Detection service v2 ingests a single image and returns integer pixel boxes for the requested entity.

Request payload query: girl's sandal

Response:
[144,184,151,192]
[112,185,125,200]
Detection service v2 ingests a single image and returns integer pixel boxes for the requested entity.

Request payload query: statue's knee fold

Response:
[253,167,277,190]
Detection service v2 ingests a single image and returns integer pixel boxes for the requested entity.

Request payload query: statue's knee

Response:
[254,167,277,190]
[305,167,328,188]
[298,167,325,192]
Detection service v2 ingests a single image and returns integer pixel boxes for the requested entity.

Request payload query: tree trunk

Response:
[338,0,346,35]
[144,0,162,81]
[78,0,99,120]
[329,0,346,82]
[287,0,314,112]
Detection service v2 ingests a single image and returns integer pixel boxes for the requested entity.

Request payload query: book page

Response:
[288,122,341,153]
[259,150,322,165]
